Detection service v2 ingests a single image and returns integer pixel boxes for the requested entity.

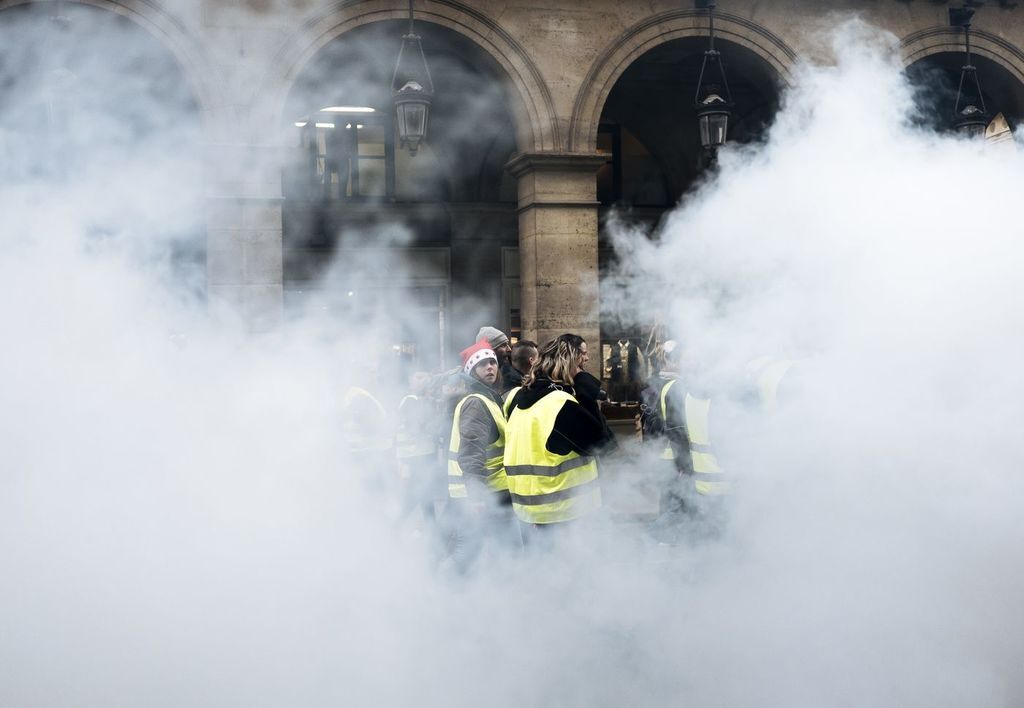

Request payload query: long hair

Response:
[524,334,586,388]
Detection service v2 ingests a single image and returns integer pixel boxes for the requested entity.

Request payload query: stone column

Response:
[506,153,605,349]
[204,142,284,331]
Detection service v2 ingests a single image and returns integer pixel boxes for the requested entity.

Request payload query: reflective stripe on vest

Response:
[757,359,794,413]
[447,393,507,499]
[342,386,390,452]
[503,389,601,524]
[660,380,729,496]
[659,379,678,460]
[395,395,436,459]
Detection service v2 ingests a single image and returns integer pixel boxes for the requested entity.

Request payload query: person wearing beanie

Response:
[640,339,729,544]
[475,326,510,355]
[442,340,519,571]
[475,325,519,394]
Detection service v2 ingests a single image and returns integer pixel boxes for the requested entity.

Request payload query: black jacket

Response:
[508,376,614,457]
[499,360,523,393]
[641,373,694,474]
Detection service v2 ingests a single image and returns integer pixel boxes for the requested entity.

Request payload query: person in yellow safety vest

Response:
[447,340,510,501]
[443,340,517,571]
[640,340,729,540]
[341,381,394,492]
[342,384,391,456]
[745,356,797,414]
[504,334,614,534]
[395,371,440,522]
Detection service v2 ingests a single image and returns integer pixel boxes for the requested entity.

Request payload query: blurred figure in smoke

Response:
[641,340,730,544]
[442,340,518,572]
[298,121,319,195]
[341,361,393,490]
[323,120,355,199]
[745,355,799,414]
[395,371,440,524]
[504,334,613,544]
[476,325,516,394]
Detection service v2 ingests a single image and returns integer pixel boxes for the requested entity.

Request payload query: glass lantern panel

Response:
[699,113,729,149]
[709,114,728,146]
[398,102,428,143]
[957,121,987,139]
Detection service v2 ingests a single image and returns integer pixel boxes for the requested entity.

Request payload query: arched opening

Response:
[0,1,205,298]
[281,19,522,369]
[596,35,782,402]
[905,52,1024,134]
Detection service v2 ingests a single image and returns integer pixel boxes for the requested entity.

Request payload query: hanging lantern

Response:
[693,2,733,151]
[391,1,434,156]
[950,6,989,138]
[955,104,989,138]
[697,93,730,150]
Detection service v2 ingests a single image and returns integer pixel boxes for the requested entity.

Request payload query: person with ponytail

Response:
[503,334,614,531]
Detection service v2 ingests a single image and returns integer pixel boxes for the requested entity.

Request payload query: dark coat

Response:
[499,360,523,394]
[507,376,614,457]
[641,373,694,474]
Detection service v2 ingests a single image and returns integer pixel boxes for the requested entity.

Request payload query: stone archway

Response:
[585,18,787,403]
[902,27,1024,133]
[256,0,559,154]
[275,15,541,366]
[0,0,218,131]
[569,8,796,154]
[0,0,212,301]
[901,26,1024,85]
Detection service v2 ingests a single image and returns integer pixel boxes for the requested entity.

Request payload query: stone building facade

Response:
[4,0,1023,371]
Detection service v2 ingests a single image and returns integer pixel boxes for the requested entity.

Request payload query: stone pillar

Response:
[204,142,284,331]
[506,153,605,349]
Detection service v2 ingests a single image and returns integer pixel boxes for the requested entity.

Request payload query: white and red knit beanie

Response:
[460,339,497,374]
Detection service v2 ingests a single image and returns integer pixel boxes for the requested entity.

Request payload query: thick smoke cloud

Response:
[1,8,1023,708]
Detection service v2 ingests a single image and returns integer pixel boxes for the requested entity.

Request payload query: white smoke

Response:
[1,9,1023,708]
[604,20,1024,706]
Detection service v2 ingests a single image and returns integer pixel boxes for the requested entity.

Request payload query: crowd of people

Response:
[343,325,741,569]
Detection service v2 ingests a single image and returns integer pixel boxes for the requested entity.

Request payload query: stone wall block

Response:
[242,202,282,229]
[206,200,243,230]
[529,170,598,203]
[532,207,598,237]
[206,230,245,284]
[534,230,599,284]
[243,230,283,283]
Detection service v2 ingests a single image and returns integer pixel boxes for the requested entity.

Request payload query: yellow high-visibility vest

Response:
[342,386,390,452]
[395,395,436,459]
[504,389,601,524]
[659,380,730,496]
[447,393,507,499]
[746,357,796,413]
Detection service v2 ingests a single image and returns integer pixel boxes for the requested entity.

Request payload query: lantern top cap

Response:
[958,105,987,122]
[398,80,425,93]
[701,93,727,105]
